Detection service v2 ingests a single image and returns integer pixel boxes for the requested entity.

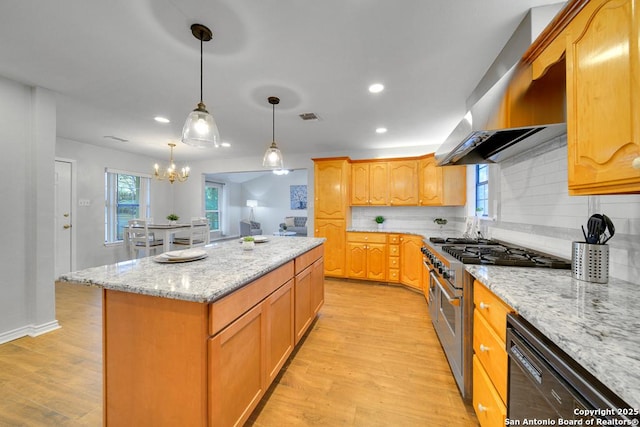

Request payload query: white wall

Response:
[482,135,640,283]
[0,77,58,343]
[56,138,174,269]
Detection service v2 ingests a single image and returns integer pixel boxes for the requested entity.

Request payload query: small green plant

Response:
[434,218,448,225]
[166,214,179,221]
[243,236,255,242]
[375,216,385,224]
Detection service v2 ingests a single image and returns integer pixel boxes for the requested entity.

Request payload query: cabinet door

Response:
[419,155,466,206]
[294,266,313,344]
[351,162,369,205]
[315,219,346,277]
[400,235,423,289]
[388,160,418,205]
[418,155,442,205]
[346,242,367,279]
[209,303,265,427]
[369,162,388,205]
[567,0,640,194]
[265,279,294,383]
[366,242,387,280]
[314,159,349,218]
[310,257,325,315]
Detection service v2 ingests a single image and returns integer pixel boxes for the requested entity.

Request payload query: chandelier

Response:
[154,143,190,184]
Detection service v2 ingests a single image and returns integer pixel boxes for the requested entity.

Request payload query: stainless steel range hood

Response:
[435,3,567,166]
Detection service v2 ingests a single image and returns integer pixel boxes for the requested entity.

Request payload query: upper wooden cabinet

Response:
[565,0,640,194]
[388,160,419,205]
[314,158,350,219]
[351,161,388,205]
[418,154,466,206]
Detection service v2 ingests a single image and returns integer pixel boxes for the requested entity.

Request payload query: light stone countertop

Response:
[346,228,427,237]
[466,264,640,409]
[58,236,325,304]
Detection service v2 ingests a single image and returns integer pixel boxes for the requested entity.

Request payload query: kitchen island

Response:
[466,265,640,410]
[59,236,325,427]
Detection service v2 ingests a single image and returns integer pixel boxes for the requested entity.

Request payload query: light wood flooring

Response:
[0,279,478,426]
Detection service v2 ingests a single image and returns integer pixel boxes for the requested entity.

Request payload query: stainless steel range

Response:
[421,237,571,400]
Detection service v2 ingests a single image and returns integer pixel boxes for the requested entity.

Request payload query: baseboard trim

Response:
[0,320,61,345]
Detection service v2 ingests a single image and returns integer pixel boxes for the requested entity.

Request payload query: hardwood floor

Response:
[0,279,477,426]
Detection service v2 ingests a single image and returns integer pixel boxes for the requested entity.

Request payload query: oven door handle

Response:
[434,274,461,306]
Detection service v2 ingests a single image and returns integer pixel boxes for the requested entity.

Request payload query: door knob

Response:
[63,213,70,217]
[63,224,72,229]
[632,157,640,170]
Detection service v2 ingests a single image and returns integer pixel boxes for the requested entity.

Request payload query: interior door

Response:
[55,160,73,277]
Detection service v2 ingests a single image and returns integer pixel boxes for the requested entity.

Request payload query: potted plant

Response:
[434,217,448,237]
[242,236,255,250]
[166,214,179,225]
[375,215,385,230]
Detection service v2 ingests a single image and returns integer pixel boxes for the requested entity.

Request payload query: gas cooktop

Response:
[440,243,571,269]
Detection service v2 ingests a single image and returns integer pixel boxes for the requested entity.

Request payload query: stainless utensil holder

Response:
[572,242,609,283]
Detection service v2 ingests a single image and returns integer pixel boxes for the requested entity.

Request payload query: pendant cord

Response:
[272,103,275,142]
[199,32,203,103]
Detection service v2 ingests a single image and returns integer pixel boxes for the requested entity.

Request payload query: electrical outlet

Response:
[79,199,91,207]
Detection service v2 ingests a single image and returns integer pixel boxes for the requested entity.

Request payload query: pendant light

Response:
[182,23,220,148]
[263,96,284,169]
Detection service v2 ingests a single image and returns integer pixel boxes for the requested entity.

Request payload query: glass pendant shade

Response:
[263,141,284,169]
[182,102,220,148]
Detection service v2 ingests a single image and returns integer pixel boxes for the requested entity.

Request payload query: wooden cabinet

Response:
[346,232,387,281]
[388,160,419,205]
[472,280,513,427]
[314,158,350,218]
[351,161,388,205]
[418,154,466,206]
[387,234,400,283]
[399,235,423,290]
[315,219,346,277]
[314,158,349,277]
[103,247,324,427]
[565,0,640,194]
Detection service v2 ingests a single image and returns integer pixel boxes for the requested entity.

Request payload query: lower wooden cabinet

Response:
[315,219,346,277]
[346,232,387,280]
[103,246,324,427]
[473,280,513,427]
[399,235,423,290]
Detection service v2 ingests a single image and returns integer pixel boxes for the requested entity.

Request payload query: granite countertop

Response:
[346,228,427,237]
[466,264,640,409]
[58,236,325,304]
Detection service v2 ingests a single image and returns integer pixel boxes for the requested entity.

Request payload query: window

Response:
[205,182,223,232]
[475,164,488,217]
[105,169,151,244]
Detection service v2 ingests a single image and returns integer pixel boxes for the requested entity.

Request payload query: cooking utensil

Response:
[581,225,588,243]
[586,214,605,244]
[601,214,615,244]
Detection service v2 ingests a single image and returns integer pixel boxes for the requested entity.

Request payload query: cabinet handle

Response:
[633,157,640,170]
[479,344,490,352]
[479,302,489,310]
[477,403,488,413]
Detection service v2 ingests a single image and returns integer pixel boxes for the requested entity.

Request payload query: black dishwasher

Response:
[506,314,639,424]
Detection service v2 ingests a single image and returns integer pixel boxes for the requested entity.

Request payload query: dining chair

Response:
[126,218,163,258]
[173,217,210,249]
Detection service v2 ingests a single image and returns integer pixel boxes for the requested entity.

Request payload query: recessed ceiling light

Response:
[376,127,387,134]
[220,142,231,148]
[154,116,170,123]
[368,83,384,93]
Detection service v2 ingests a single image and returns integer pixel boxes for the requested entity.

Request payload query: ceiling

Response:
[0,0,566,163]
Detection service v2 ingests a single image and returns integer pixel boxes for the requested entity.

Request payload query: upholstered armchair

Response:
[240,220,262,236]
[279,216,307,236]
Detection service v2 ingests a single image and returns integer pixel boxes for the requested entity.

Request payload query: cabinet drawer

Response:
[474,280,512,342]
[474,309,508,403]
[388,234,400,244]
[388,244,399,256]
[346,232,387,244]
[388,269,399,282]
[473,355,506,427]
[388,256,399,269]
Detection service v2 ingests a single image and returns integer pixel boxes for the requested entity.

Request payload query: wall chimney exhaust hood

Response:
[435,3,567,166]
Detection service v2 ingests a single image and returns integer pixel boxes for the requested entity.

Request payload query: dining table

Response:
[146,223,191,253]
